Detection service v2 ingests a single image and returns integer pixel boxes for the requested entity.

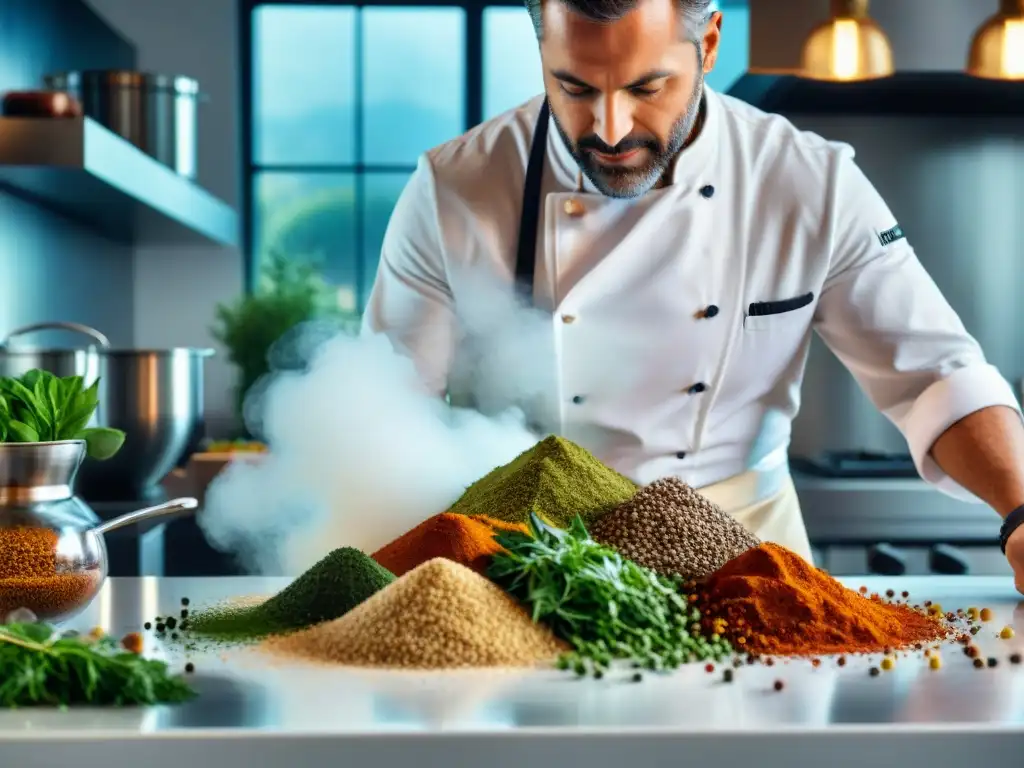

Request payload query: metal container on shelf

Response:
[43,70,202,179]
[0,322,214,504]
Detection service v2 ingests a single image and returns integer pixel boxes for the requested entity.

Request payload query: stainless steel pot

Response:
[0,322,214,502]
[43,70,202,179]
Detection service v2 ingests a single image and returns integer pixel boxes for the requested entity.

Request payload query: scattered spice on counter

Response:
[371,513,528,577]
[187,548,395,640]
[929,655,942,670]
[121,632,144,654]
[973,658,985,669]
[723,669,734,683]
[262,558,565,669]
[447,435,637,528]
[698,543,948,657]
[773,680,784,691]
[980,607,994,622]
[869,667,880,677]
[1000,626,1015,639]
[880,656,895,671]
[1010,653,1021,664]
[589,477,761,581]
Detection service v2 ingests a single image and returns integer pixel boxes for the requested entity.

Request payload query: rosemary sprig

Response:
[489,513,732,678]
[0,623,195,708]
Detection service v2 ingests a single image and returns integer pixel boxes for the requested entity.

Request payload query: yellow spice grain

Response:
[261,558,565,669]
[928,655,942,670]
[979,608,993,622]
[1000,626,1015,639]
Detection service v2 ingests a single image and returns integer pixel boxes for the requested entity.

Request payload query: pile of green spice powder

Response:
[448,435,638,528]
[185,548,395,641]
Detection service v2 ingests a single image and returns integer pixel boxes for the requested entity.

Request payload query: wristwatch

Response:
[999,504,1024,554]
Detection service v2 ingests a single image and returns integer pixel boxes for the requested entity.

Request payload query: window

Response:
[483,7,543,121]
[247,2,478,311]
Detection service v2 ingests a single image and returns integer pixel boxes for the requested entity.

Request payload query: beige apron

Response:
[696,469,814,565]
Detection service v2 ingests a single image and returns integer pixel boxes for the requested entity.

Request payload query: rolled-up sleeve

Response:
[362,154,456,396]
[814,149,1021,501]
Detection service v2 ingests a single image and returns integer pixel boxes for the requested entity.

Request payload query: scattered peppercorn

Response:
[143,622,152,630]
[885,589,895,598]
[632,672,643,683]
[973,658,985,669]
[765,657,775,667]
[181,609,189,619]
[723,669,734,683]
[837,656,847,667]
[970,626,980,635]
[811,658,821,667]
[869,667,880,677]
[924,600,932,607]
[967,646,980,658]
[880,657,895,671]
[773,680,784,691]
[901,591,909,599]
[171,633,178,641]
[166,617,177,630]
[1000,626,1015,639]
[185,662,194,673]
[860,586,868,594]
[181,598,190,606]
[979,608,993,622]
[1010,653,1022,665]
[121,632,143,654]
[155,623,165,633]
[705,663,715,673]
[988,657,998,668]
[967,607,979,619]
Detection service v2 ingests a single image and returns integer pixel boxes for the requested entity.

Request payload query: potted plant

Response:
[210,251,358,438]
[0,370,124,459]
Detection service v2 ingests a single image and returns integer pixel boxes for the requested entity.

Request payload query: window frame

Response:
[239,0,530,295]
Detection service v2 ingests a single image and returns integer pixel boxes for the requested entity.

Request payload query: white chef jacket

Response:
[362,85,1021,507]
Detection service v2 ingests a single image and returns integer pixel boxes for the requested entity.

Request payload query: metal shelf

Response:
[0,116,238,246]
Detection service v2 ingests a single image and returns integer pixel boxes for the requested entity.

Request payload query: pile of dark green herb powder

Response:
[187,548,395,640]
[448,435,638,528]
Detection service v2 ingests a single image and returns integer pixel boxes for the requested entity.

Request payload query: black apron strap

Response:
[514,99,550,304]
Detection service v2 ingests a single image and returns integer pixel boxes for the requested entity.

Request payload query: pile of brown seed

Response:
[261,558,565,669]
[589,477,760,582]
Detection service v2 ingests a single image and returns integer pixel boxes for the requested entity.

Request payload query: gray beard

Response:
[554,71,706,200]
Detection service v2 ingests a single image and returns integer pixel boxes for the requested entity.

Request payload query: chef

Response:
[363,0,1024,589]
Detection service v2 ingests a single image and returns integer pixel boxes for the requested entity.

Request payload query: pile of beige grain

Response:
[261,557,564,669]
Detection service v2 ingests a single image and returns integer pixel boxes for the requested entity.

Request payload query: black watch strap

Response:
[999,504,1024,553]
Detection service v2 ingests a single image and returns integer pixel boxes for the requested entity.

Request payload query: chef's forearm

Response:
[929,405,1024,516]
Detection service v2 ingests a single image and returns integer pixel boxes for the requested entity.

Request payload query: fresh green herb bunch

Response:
[489,513,732,678]
[0,369,125,460]
[0,622,195,708]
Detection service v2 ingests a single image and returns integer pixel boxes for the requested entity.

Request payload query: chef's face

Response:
[539,0,721,198]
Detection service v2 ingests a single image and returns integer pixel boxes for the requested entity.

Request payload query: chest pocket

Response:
[723,292,817,404]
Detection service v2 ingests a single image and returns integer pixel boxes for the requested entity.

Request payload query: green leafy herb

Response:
[0,622,195,708]
[489,513,732,678]
[0,370,125,460]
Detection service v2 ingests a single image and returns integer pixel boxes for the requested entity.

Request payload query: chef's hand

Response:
[1007,525,1024,595]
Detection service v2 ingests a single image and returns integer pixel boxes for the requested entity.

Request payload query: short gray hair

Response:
[524,0,717,40]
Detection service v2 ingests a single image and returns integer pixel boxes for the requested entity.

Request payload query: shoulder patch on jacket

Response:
[878,224,905,246]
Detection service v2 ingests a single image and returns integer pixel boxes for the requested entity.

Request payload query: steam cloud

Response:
[199,269,563,575]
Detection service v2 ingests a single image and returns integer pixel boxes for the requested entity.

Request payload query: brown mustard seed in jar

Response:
[0,527,102,620]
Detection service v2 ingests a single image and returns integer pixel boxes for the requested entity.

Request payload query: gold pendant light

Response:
[800,0,894,82]
[967,0,1024,80]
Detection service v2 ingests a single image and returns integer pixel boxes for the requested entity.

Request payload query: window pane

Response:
[362,8,465,164]
[361,172,413,307]
[254,6,356,165]
[255,173,359,313]
[483,7,543,121]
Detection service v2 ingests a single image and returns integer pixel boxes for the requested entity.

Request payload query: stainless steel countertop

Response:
[1,576,1023,768]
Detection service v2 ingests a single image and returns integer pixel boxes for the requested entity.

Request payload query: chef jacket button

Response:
[700,185,715,198]
[572,395,586,404]
[561,314,576,324]
[687,382,707,395]
[703,304,719,318]
[563,198,585,217]
[676,451,687,459]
